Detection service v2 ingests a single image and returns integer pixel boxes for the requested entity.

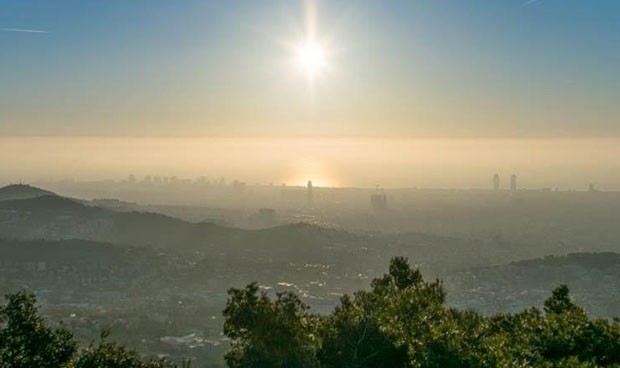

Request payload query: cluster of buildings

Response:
[493,173,518,192]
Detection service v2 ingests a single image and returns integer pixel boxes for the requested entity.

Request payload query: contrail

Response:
[0,27,49,34]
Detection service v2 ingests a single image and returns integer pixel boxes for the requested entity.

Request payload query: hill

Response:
[447,252,620,317]
[0,193,501,272]
[0,184,56,201]
[0,194,240,248]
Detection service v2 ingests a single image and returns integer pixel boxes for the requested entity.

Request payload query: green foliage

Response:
[223,282,319,367]
[4,258,620,368]
[0,291,182,368]
[223,257,620,368]
[544,284,578,315]
[73,330,175,368]
[318,292,407,368]
[370,257,424,293]
[0,291,76,368]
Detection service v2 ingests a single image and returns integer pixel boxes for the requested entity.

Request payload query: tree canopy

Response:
[0,291,182,368]
[3,257,620,367]
[223,257,620,368]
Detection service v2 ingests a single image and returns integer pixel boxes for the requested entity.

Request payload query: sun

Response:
[285,159,339,188]
[295,42,326,77]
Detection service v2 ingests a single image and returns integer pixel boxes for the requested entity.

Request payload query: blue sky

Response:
[1,0,619,137]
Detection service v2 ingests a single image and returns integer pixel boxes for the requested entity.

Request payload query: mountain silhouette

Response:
[0,184,56,201]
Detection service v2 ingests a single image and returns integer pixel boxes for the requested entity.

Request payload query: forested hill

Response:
[0,193,239,249]
[5,257,620,368]
[0,184,56,201]
[0,190,514,275]
[448,252,620,317]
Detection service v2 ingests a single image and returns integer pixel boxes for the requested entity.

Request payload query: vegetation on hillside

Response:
[0,291,185,368]
[223,257,620,367]
[3,257,620,367]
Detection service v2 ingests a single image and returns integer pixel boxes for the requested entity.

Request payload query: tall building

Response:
[306,180,314,205]
[493,173,500,191]
[510,174,517,192]
[588,183,598,192]
[371,186,388,211]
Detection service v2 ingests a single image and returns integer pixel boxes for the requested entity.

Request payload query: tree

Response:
[317,258,425,368]
[375,259,480,367]
[0,290,185,368]
[544,285,577,315]
[73,330,176,368]
[318,292,408,368]
[0,291,76,368]
[224,258,620,368]
[370,257,424,293]
[223,282,319,367]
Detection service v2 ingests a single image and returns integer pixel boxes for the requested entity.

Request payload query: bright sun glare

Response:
[296,42,326,76]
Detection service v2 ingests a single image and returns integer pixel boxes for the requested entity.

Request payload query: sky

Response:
[2,0,619,138]
[4,137,620,189]
[1,1,620,188]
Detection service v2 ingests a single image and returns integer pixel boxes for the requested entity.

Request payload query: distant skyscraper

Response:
[588,183,598,192]
[371,186,388,211]
[306,180,313,205]
[510,174,517,192]
[493,173,500,191]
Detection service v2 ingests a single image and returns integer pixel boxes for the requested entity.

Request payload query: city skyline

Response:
[2,136,620,189]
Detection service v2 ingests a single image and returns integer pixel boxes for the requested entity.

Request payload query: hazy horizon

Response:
[3,0,620,191]
[2,136,620,190]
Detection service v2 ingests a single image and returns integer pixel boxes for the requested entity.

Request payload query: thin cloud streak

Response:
[0,27,50,33]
